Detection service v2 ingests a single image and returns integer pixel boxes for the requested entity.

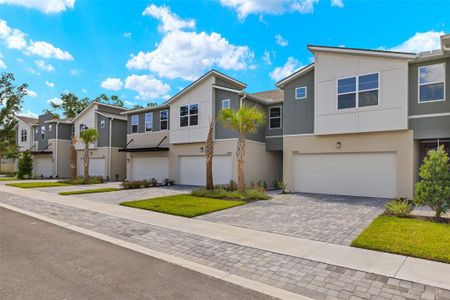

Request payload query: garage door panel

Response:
[131,156,169,182]
[293,153,397,198]
[179,156,232,186]
[78,158,105,178]
[35,157,53,178]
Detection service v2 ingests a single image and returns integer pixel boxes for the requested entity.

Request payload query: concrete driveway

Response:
[198,193,388,245]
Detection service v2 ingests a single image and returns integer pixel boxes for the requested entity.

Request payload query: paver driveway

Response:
[198,193,388,245]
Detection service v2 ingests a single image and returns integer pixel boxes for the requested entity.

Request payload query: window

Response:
[180,104,198,127]
[79,123,88,132]
[48,124,53,132]
[337,73,379,110]
[35,127,38,134]
[160,110,168,130]
[269,106,282,129]
[41,126,45,140]
[20,129,27,142]
[222,99,231,109]
[100,120,106,128]
[131,115,138,133]
[145,112,153,132]
[295,87,307,99]
[419,63,445,103]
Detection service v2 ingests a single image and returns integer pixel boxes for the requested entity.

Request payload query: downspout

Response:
[109,117,113,180]
[239,93,247,107]
[55,122,59,177]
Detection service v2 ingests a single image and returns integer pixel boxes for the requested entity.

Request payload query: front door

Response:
[419,139,450,165]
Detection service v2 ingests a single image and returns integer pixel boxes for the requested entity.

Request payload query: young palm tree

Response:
[79,128,99,181]
[70,135,77,179]
[219,104,265,191]
[205,119,214,190]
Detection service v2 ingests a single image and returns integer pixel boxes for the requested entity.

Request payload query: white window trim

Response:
[145,112,153,132]
[179,104,199,128]
[131,115,139,133]
[418,63,446,104]
[336,72,380,111]
[295,87,307,100]
[222,99,231,109]
[48,124,53,132]
[269,106,282,130]
[41,126,45,140]
[21,129,27,142]
[160,110,169,131]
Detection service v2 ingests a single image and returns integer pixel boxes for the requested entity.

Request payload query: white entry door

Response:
[293,152,397,198]
[130,156,169,182]
[179,156,232,186]
[35,157,53,178]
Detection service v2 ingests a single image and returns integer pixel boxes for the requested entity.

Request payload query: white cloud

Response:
[331,0,344,8]
[35,59,55,72]
[25,89,37,97]
[262,50,272,65]
[124,74,170,100]
[47,97,62,105]
[275,34,288,47]
[100,77,123,91]
[81,88,87,93]
[0,0,75,14]
[70,69,81,75]
[123,32,132,39]
[18,110,38,118]
[142,4,196,33]
[45,81,55,88]
[388,31,445,53]
[269,57,300,82]
[0,19,26,49]
[27,41,73,60]
[0,52,5,68]
[220,0,319,20]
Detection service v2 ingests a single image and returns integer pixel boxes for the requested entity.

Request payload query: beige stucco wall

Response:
[283,130,415,198]
[76,147,126,180]
[49,139,71,178]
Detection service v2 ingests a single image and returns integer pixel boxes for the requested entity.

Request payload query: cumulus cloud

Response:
[70,69,81,75]
[124,74,170,100]
[269,57,300,82]
[0,0,75,14]
[0,19,26,49]
[388,31,445,53]
[45,81,55,87]
[331,0,344,8]
[81,88,88,93]
[27,41,73,60]
[35,59,55,72]
[262,50,272,65]
[100,77,123,91]
[25,89,37,97]
[123,32,132,39]
[142,4,195,33]
[47,97,62,105]
[275,34,288,47]
[0,52,6,68]
[18,110,38,118]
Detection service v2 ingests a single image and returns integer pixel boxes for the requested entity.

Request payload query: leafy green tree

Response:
[219,104,265,191]
[42,109,60,119]
[414,145,450,218]
[50,92,90,119]
[0,72,28,171]
[17,150,33,179]
[79,128,99,181]
[94,93,124,107]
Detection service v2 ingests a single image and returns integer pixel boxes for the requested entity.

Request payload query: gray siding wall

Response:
[97,104,127,115]
[409,116,450,139]
[58,123,72,140]
[97,114,110,147]
[282,69,314,135]
[37,113,55,150]
[243,98,266,143]
[265,104,283,137]
[214,89,240,139]
[266,137,283,151]
[112,120,127,148]
[127,108,170,134]
[215,78,243,90]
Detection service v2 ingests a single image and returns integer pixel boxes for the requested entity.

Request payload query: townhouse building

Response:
[16,115,38,153]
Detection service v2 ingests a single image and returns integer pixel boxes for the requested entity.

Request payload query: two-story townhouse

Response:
[277,36,449,199]
[15,116,38,152]
[72,101,128,180]
[30,113,73,178]
[121,70,283,186]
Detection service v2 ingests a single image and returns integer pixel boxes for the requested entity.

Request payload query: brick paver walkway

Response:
[1,191,448,300]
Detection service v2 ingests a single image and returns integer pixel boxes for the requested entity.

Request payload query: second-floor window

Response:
[79,124,88,132]
[269,106,282,129]
[145,112,153,132]
[41,126,45,140]
[48,124,53,132]
[295,87,307,99]
[222,99,231,109]
[131,115,138,133]
[180,104,198,127]
[160,110,168,130]
[337,73,379,110]
[419,63,445,103]
[21,129,27,142]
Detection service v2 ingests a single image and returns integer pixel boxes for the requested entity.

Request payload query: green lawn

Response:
[6,182,74,188]
[120,194,245,218]
[352,215,450,263]
[59,188,120,195]
[0,177,17,181]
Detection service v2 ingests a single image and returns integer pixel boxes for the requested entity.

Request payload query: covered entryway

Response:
[179,156,232,186]
[34,155,53,178]
[130,156,169,182]
[293,152,397,198]
[78,158,106,178]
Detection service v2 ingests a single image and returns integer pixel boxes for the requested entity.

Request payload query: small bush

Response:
[121,180,144,189]
[226,180,238,191]
[63,176,104,185]
[385,199,414,217]
[257,179,267,190]
[191,187,268,201]
[149,178,158,187]
[243,188,269,200]
[163,178,175,186]
[17,150,33,179]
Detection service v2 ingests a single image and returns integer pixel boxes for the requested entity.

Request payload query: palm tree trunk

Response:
[205,120,214,190]
[236,133,246,192]
[83,144,89,181]
[70,136,77,179]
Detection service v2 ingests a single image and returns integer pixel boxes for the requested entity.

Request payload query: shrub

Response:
[121,180,143,189]
[414,145,450,218]
[163,178,175,186]
[243,188,269,200]
[385,198,414,217]
[63,176,104,185]
[257,179,267,190]
[191,187,268,201]
[149,178,158,187]
[225,180,238,191]
[17,150,33,179]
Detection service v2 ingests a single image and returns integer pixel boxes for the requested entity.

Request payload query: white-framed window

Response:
[222,99,231,109]
[20,129,27,142]
[131,115,138,133]
[295,87,307,99]
[269,106,282,129]
[160,110,168,131]
[337,73,379,110]
[145,112,153,132]
[100,120,106,128]
[79,123,88,132]
[41,126,45,140]
[48,124,53,132]
[418,63,445,103]
[180,104,198,127]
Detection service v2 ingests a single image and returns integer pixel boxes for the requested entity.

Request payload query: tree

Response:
[79,129,99,181]
[42,109,60,119]
[414,145,450,218]
[219,104,265,192]
[94,93,124,107]
[17,150,33,179]
[50,92,90,119]
[205,119,214,190]
[70,135,77,179]
[0,73,28,171]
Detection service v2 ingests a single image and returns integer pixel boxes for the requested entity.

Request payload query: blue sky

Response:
[0,0,448,117]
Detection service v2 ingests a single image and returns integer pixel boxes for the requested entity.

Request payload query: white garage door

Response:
[78,158,105,178]
[293,152,397,198]
[35,157,53,178]
[179,156,232,186]
[131,156,169,182]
